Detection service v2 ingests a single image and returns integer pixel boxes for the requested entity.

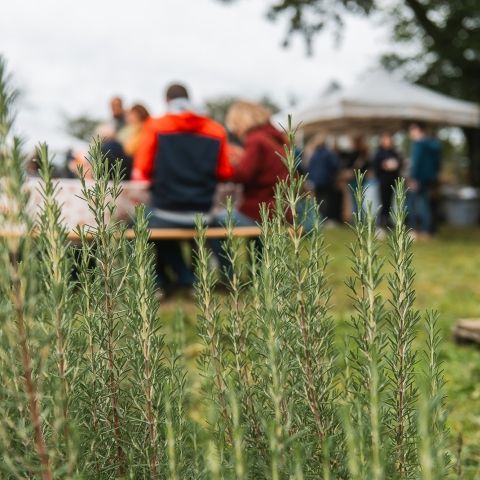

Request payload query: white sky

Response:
[0,0,389,150]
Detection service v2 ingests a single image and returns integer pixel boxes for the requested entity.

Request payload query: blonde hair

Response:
[225,101,271,138]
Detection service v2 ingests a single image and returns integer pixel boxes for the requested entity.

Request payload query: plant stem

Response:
[12,254,52,480]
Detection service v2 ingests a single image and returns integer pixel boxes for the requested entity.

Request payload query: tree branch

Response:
[403,0,443,42]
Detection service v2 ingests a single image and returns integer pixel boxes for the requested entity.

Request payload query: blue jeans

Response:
[297,197,318,232]
[407,189,432,233]
[350,178,380,217]
[213,209,257,228]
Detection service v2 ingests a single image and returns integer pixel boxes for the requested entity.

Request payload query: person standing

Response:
[133,83,232,293]
[346,134,379,216]
[407,122,441,238]
[110,96,126,133]
[304,132,340,221]
[373,132,403,227]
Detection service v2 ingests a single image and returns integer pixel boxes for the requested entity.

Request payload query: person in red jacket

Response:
[132,83,232,292]
[223,100,289,224]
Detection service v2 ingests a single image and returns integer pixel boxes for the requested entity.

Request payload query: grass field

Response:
[161,225,480,476]
[327,226,480,475]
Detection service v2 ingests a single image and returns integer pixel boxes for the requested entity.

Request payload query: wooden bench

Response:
[453,319,480,345]
[68,226,262,241]
[1,226,262,242]
[124,226,261,240]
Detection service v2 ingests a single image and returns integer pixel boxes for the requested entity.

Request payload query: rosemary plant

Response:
[126,205,164,477]
[195,215,230,451]
[0,58,54,480]
[74,140,133,476]
[419,311,450,479]
[0,55,455,479]
[386,179,421,479]
[344,172,388,479]
[37,143,78,477]
[275,125,341,475]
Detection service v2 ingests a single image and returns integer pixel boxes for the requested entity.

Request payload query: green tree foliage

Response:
[380,0,480,102]
[64,114,100,142]
[220,0,480,182]
[221,0,479,102]
[205,95,280,124]
[205,96,238,124]
[378,0,480,183]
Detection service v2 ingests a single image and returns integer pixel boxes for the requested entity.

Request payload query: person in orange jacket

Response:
[132,83,232,293]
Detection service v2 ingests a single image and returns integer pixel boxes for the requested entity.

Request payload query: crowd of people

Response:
[54,83,442,294]
[302,122,441,236]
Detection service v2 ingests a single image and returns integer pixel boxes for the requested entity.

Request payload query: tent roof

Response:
[274,71,480,134]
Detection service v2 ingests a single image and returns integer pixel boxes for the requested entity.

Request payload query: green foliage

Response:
[205,95,280,124]
[65,114,100,142]
[0,58,18,142]
[344,173,388,479]
[220,0,480,182]
[222,0,479,104]
[205,96,238,124]
[0,60,455,478]
[380,0,480,103]
[219,0,374,53]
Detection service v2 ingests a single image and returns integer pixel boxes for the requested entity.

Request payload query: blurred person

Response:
[209,130,245,218]
[226,130,244,166]
[26,151,41,177]
[67,125,132,179]
[110,96,126,132]
[122,104,150,157]
[133,83,232,293]
[346,134,370,174]
[67,151,91,179]
[223,100,289,224]
[304,132,340,221]
[26,150,64,178]
[63,149,76,178]
[346,134,379,217]
[96,123,133,179]
[210,100,289,283]
[373,132,403,227]
[407,122,441,238]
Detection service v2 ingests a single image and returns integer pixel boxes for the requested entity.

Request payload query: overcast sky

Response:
[0,0,389,150]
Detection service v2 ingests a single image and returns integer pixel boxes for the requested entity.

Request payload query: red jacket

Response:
[232,123,288,222]
[132,112,232,212]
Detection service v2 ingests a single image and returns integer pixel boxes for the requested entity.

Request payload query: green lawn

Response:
[326,227,480,475]
[161,226,480,476]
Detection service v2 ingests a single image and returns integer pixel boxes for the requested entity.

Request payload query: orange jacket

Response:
[133,112,233,212]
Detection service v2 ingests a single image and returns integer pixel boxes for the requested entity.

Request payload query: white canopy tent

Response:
[274,71,480,136]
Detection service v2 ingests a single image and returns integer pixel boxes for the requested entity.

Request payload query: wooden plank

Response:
[59,226,260,241]
[453,318,480,345]
[140,226,260,240]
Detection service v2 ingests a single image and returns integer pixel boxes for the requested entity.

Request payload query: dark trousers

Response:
[379,181,395,227]
[146,209,230,289]
[407,188,433,233]
[147,214,196,289]
[211,209,259,281]
[316,186,338,220]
